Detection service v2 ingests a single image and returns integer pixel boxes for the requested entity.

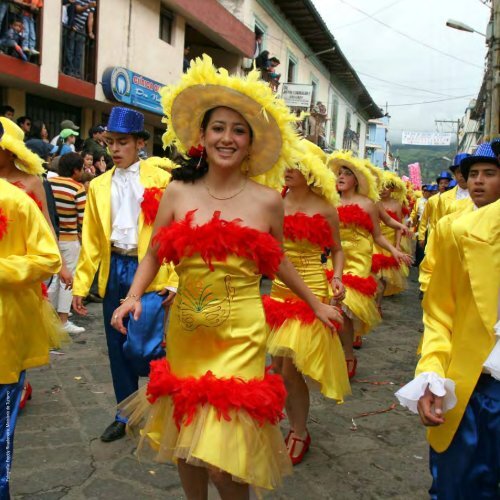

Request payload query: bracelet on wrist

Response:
[120,294,141,304]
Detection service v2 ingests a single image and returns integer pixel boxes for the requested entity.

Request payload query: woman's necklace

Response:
[203,177,248,201]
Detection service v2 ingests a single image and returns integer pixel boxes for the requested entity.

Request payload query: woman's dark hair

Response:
[58,152,84,177]
[29,120,45,140]
[171,108,253,183]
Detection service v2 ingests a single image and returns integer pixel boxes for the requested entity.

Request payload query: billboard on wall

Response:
[102,67,164,115]
[401,131,452,146]
[281,83,314,108]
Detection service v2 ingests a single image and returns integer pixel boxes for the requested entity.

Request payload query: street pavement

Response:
[11,269,429,499]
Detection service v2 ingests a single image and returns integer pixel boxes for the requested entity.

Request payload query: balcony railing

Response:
[60,25,96,83]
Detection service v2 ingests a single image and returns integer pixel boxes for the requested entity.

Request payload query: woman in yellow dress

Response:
[111,56,343,499]
[262,140,351,465]
[372,172,408,306]
[328,152,411,378]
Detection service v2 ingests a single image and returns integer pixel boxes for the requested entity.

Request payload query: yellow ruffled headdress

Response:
[160,54,299,184]
[327,150,379,202]
[293,140,339,206]
[363,159,383,190]
[0,117,44,175]
[141,156,179,173]
[381,171,407,204]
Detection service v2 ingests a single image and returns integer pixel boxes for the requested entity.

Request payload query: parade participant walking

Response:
[112,55,343,498]
[263,140,351,465]
[396,144,500,497]
[72,106,178,443]
[328,152,411,378]
[372,172,408,303]
[0,178,62,500]
[410,185,431,266]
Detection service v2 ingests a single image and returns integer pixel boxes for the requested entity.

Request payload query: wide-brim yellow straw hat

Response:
[327,150,379,202]
[0,117,44,175]
[160,55,298,180]
[381,170,407,204]
[363,159,383,190]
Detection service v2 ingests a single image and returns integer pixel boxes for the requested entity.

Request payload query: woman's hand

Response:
[158,289,176,309]
[110,298,142,335]
[59,264,73,290]
[330,277,345,302]
[392,248,413,267]
[313,301,344,329]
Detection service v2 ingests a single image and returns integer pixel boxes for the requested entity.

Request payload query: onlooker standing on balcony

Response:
[63,0,96,79]
[0,16,28,61]
[17,0,42,56]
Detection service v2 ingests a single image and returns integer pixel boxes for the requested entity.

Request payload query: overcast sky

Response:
[311,0,491,142]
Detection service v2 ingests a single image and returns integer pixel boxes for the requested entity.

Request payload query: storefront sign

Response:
[401,131,452,146]
[281,83,314,108]
[102,67,164,115]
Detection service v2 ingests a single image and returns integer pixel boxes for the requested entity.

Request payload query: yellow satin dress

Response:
[372,210,407,296]
[264,213,351,401]
[337,204,380,336]
[121,211,292,491]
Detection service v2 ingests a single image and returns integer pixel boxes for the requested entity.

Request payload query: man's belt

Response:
[111,246,138,257]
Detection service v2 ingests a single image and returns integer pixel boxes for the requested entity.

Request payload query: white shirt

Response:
[417,197,427,220]
[110,161,144,250]
[455,186,469,200]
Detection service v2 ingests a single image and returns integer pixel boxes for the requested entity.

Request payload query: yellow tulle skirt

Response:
[119,386,292,491]
[343,287,381,336]
[378,266,407,296]
[41,298,70,350]
[267,318,351,401]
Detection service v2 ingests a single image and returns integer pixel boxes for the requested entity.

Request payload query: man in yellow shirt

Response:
[72,107,177,443]
[396,142,500,497]
[0,179,62,498]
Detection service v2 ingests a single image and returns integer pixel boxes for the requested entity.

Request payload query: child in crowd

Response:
[0,17,27,61]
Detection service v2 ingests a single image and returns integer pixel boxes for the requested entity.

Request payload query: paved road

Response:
[12,269,429,499]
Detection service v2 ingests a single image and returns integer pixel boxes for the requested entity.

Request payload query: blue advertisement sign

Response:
[102,67,164,115]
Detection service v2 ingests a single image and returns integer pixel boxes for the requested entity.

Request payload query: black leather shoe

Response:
[100,421,126,442]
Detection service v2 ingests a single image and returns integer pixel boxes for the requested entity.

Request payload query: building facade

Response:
[0,0,381,156]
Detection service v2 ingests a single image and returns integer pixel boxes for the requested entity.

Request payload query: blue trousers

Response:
[429,375,500,499]
[102,254,165,421]
[0,372,25,500]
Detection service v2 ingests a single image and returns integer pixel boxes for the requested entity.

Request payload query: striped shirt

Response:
[73,0,95,34]
[49,177,86,241]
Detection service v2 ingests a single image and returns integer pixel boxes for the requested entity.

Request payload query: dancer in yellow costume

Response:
[372,172,408,300]
[111,56,343,498]
[0,179,62,498]
[328,152,411,378]
[262,140,351,465]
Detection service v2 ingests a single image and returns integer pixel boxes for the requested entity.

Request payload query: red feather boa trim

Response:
[11,181,43,211]
[385,210,401,223]
[337,204,373,234]
[153,210,283,277]
[371,254,400,273]
[283,213,333,248]
[342,273,377,297]
[141,187,163,225]
[146,359,286,429]
[0,208,8,240]
[40,282,49,299]
[402,205,410,217]
[263,295,341,331]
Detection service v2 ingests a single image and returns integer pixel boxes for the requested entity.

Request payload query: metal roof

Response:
[272,0,383,119]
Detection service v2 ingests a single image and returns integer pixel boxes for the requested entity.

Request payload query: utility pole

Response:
[435,119,461,153]
[491,0,500,135]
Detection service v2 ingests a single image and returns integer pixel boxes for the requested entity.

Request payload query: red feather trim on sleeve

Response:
[152,210,283,278]
[141,187,164,225]
[0,208,8,240]
[371,254,400,273]
[146,359,286,429]
[283,213,334,248]
[11,181,43,211]
[40,282,49,299]
[263,295,341,331]
[337,204,373,234]
[402,205,410,217]
[342,273,377,296]
[385,209,401,223]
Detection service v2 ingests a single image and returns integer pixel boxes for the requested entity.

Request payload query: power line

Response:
[384,94,475,107]
[338,0,483,69]
[333,0,406,29]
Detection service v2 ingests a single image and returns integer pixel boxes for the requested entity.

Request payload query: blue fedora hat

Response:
[460,142,499,180]
[105,106,150,139]
[449,152,470,172]
[436,170,453,183]
[428,184,438,192]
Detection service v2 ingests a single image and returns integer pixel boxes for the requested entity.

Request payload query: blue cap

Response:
[436,170,453,182]
[460,142,499,180]
[428,184,438,192]
[450,152,470,171]
[448,179,457,189]
[105,106,148,138]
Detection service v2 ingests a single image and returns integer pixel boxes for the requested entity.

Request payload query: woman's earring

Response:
[196,148,205,169]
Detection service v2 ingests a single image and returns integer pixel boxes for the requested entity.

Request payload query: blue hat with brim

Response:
[105,106,149,139]
[436,170,453,183]
[460,142,499,180]
[450,152,470,171]
[428,184,438,192]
